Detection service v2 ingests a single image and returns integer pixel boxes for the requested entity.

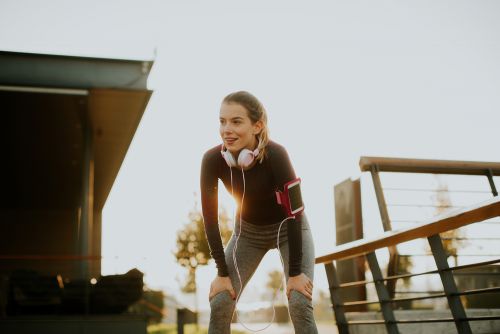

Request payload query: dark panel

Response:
[1,90,86,210]
[334,178,366,310]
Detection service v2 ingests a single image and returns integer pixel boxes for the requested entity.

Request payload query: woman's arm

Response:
[200,150,229,277]
[268,144,303,277]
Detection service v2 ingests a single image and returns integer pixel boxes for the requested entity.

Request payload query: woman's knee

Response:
[288,290,313,317]
[209,290,235,314]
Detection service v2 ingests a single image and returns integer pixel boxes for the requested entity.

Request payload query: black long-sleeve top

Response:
[200,140,303,277]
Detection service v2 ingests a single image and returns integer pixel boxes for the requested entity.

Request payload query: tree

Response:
[173,201,233,313]
[431,176,466,266]
[266,270,284,298]
[265,269,289,323]
[395,255,413,288]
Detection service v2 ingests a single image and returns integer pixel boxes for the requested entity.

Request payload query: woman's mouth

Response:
[225,138,237,145]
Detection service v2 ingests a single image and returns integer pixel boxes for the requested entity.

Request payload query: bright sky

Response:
[2,0,499,312]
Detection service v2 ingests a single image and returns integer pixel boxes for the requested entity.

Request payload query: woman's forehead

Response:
[219,102,248,118]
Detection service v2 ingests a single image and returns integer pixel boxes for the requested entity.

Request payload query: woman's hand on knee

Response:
[209,275,236,301]
[286,273,313,301]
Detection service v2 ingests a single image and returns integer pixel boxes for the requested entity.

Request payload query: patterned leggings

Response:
[208,214,318,334]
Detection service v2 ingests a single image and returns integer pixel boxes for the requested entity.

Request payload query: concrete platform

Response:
[346,309,500,334]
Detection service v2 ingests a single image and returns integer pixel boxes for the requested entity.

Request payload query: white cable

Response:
[230,165,294,332]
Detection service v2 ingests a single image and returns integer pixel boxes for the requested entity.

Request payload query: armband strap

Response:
[275,177,304,218]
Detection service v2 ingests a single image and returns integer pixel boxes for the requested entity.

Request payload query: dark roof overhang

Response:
[1,51,154,211]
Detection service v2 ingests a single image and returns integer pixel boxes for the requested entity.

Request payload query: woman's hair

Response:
[223,91,269,163]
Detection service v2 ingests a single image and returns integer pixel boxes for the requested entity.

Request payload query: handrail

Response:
[319,156,500,334]
[359,156,500,175]
[315,196,500,264]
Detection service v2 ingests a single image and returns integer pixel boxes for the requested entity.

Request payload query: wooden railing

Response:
[315,157,500,334]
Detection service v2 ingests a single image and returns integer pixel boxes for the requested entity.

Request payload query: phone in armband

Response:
[275,177,304,218]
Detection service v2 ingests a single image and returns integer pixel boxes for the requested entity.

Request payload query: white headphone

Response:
[220,141,260,168]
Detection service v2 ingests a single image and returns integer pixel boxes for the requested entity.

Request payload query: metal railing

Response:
[315,157,500,334]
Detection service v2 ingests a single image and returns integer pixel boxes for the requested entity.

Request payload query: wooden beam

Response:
[359,156,500,175]
[315,196,500,264]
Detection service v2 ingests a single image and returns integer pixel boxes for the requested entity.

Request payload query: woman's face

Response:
[219,102,263,154]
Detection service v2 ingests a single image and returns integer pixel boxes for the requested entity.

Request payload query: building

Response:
[0,51,153,333]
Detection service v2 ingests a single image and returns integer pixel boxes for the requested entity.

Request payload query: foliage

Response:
[431,177,466,265]
[266,269,284,294]
[173,203,233,293]
[395,254,413,287]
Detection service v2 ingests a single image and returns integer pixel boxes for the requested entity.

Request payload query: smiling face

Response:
[219,102,263,157]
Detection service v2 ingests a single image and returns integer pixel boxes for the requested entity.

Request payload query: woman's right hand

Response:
[209,275,236,301]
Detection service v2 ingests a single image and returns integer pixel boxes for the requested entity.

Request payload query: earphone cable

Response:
[230,166,295,332]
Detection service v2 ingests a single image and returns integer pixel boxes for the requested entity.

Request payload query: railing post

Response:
[366,252,399,334]
[428,234,472,334]
[486,169,498,197]
[370,164,398,298]
[325,262,349,334]
[370,165,392,232]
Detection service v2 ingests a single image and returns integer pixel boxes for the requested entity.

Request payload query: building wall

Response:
[0,209,97,278]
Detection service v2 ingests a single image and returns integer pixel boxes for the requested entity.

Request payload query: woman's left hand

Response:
[286,273,313,301]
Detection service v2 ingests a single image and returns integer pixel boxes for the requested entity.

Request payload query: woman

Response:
[200,91,318,334]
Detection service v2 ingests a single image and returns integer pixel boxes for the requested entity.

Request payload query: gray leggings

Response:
[208,214,318,334]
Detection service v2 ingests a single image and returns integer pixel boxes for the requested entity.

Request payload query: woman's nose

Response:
[221,123,233,133]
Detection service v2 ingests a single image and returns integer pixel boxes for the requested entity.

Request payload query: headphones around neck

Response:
[220,141,260,168]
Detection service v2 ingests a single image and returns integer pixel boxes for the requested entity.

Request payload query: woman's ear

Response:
[253,120,264,135]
